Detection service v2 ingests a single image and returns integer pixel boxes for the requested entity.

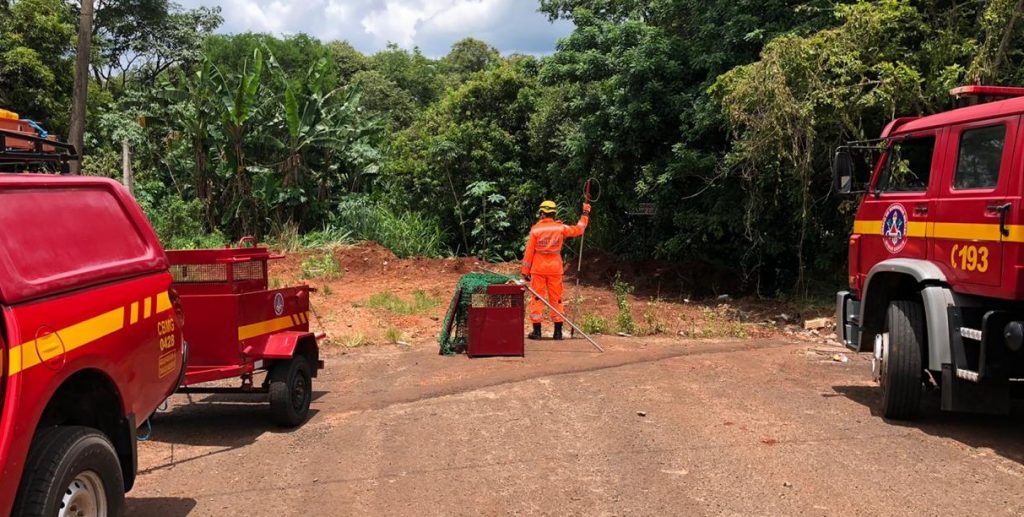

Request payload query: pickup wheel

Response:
[880,300,925,420]
[269,357,312,427]
[13,426,124,517]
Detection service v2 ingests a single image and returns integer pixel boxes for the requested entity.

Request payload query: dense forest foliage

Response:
[1,0,1022,295]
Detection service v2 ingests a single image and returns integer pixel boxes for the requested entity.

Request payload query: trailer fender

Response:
[243,331,320,375]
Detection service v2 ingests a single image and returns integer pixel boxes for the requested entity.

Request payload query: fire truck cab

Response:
[0,112,184,515]
[835,86,1024,419]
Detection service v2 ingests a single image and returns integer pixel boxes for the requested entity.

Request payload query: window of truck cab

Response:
[952,124,1006,191]
[875,134,937,194]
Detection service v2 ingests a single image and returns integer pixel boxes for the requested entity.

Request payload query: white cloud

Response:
[176,0,572,57]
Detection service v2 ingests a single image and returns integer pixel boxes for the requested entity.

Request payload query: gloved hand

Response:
[583,202,591,214]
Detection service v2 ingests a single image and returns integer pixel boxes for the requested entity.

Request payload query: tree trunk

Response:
[121,139,133,194]
[992,0,1024,76]
[68,0,94,174]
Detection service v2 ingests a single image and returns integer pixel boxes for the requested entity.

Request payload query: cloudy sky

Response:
[177,0,574,57]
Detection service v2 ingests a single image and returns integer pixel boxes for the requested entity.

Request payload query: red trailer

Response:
[167,238,323,426]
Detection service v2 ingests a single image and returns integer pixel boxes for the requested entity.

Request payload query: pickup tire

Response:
[269,357,312,427]
[13,425,124,517]
[881,300,925,420]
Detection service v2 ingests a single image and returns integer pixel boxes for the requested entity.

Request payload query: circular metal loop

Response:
[582,177,602,203]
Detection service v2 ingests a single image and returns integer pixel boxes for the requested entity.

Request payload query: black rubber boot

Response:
[553,322,563,340]
[527,323,542,340]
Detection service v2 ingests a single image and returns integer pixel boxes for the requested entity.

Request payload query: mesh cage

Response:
[233,261,264,281]
[170,263,228,283]
[438,272,513,355]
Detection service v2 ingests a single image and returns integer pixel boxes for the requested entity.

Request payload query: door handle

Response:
[913,205,928,216]
[989,203,1012,237]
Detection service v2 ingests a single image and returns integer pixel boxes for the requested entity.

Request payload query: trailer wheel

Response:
[880,300,925,420]
[13,426,124,517]
[269,357,312,427]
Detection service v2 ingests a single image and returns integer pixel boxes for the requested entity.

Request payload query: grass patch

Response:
[342,334,370,347]
[383,326,405,344]
[678,305,748,339]
[334,195,447,258]
[268,221,302,252]
[580,313,609,334]
[365,290,440,315]
[302,254,342,280]
[301,224,355,249]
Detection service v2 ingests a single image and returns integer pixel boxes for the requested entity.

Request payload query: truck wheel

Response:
[13,426,124,517]
[880,300,925,420]
[269,357,312,427]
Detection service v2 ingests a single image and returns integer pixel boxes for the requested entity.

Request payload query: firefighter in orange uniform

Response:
[521,200,591,340]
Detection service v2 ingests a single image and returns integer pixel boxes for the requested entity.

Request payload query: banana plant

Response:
[267,53,375,226]
[206,48,265,233]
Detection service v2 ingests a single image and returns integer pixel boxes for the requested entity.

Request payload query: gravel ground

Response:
[128,336,1024,516]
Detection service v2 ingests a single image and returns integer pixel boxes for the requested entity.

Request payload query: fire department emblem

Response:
[882,203,908,254]
[274,292,285,316]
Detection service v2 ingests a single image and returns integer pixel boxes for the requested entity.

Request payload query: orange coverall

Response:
[521,210,589,323]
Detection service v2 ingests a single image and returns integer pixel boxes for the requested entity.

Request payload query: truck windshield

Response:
[877,136,936,193]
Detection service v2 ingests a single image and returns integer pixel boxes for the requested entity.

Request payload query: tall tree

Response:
[68,0,94,173]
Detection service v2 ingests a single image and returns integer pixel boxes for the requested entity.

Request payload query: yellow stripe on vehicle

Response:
[853,220,1024,243]
[238,314,300,341]
[130,302,139,324]
[143,297,152,319]
[156,291,171,313]
[852,220,880,236]
[8,308,125,376]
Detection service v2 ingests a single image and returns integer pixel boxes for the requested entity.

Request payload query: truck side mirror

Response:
[833,149,858,194]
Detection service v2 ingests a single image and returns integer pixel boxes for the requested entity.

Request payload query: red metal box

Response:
[467,284,525,357]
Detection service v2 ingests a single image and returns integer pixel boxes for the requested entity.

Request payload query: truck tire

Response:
[881,300,925,420]
[13,426,125,517]
[269,357,312,427]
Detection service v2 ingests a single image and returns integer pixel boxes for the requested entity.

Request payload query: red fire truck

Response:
[834,86,1024,419]
[0,112,184,515]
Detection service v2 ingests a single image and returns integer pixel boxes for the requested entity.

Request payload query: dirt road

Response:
[128,337,1024,515]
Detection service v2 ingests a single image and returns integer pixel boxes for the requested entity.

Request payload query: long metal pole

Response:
[570,232,585,338]
[570,179,591,338]
[517,280,603,352]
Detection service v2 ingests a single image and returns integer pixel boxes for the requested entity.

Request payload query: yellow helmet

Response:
[539,200,557,215]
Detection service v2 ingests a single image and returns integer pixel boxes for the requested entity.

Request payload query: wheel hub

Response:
[291,373,308,412]
[60,470,107,517]
[873,332,889,384]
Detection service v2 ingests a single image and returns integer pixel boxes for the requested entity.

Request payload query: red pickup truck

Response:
[0,120,183,515]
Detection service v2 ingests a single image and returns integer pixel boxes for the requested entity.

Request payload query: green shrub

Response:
[139,191,225,250]
[612,272,635,335]
[302,254,342,280]
[333,195,447,258]
[366,290,440,315]
[580,313,609,334]
[639,303,667,336]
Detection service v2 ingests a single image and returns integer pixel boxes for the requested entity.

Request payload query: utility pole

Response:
[122,139,133,195]
[68,0,94,174]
